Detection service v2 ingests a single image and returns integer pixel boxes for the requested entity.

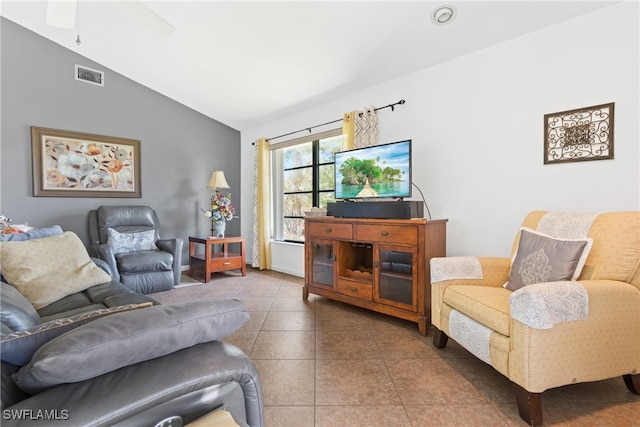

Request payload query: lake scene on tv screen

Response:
[335,140,411,199]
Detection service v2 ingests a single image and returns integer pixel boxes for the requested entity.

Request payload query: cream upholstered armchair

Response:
[430,211,640,426]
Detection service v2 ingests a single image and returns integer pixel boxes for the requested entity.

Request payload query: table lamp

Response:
[207,171,230,192]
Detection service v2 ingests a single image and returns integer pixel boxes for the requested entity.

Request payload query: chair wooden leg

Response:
[432,327,449,349]
[513,382,543,427]
[623,374,640,394]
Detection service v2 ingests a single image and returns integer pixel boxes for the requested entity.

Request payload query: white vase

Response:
[211,221,226,238]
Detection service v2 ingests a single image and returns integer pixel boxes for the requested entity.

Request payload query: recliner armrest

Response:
[157,238,184,285]
[431,257,510,331]
[156,238,182,255]
[91,257,114,278]
[1,342,263,427]
[431,256,510,286]
[90,244,120,282]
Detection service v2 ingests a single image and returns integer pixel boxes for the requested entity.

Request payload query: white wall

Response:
[240,3,639,277]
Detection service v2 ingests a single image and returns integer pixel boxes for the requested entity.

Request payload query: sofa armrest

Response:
[157,238,184,285]
[90,244,120,282]
[2,342,263,427]
[509,280,588,329]
[509,280,640,393]
[431,256,510,286]
[90,257,114,278]
[431,257,510,330]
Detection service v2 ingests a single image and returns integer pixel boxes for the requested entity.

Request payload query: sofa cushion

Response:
[1,282,40,332]
[106,227,158,255]
[443,285,512,336]
[505,228,592,291]
[13,299,250,394]
[1,302,152,366]
[0,232,112,309]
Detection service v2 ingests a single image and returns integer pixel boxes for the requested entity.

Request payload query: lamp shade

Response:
[207,171,230,189]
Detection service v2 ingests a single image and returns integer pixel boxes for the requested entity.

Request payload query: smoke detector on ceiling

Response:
[432,5,457,25]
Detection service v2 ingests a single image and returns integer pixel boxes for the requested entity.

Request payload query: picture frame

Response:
[543,102,614,165]
[31,126,141,197]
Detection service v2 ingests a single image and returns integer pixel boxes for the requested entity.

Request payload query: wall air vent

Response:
[75,65,104,87]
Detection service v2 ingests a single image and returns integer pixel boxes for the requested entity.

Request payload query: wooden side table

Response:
[188,236,247,283]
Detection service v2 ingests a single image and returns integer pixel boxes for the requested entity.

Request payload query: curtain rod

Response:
[251,99,406,145]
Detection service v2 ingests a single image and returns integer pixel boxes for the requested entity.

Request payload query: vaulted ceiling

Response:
[0,1,616,130]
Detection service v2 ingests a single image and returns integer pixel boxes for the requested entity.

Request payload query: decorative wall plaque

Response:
[544,102,614,164]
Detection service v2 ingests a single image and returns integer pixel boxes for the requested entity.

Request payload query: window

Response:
[271,129,344,243]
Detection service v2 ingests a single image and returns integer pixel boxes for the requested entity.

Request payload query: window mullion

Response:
[312,140,320,208]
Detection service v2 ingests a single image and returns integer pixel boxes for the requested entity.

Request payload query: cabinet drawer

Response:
[308,222,353,239]
[210,255,243,270]
[355,224,417,245]
[337,278,372,301]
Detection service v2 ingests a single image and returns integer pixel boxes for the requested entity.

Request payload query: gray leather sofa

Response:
[1,227,263,426]
[88,205,183,294]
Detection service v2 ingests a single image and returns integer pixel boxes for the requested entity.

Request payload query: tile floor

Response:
[150,269,640,427]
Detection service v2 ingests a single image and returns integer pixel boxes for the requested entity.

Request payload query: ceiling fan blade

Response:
[46,0,77,29]
[117,1,174,37]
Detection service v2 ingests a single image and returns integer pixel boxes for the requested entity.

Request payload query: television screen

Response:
[334,140,412,200]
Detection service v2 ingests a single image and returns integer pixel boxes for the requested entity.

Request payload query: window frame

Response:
[270,128,343,244]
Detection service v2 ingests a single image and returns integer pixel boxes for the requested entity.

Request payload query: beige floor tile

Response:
[221,329,259,355]
[276,286,306,298]
[315,405,411,427]
[373,325,441,359]
[315,359,401,406]
[316,308,377,331]
[237,297,274,312]
[386,358,486,405]
[264,406,315,427]
[250,330,316,359]
[404,403,509,427]
[316,329,380,359]
[238,311,268,331]
[238,285,280,298]
[262,311,316,330]
[253,359,315,406]
[270,297,316,312]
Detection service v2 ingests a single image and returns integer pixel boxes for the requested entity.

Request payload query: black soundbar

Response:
[327,201,424,219]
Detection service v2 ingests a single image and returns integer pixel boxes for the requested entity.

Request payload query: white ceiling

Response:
[0,1,617,130]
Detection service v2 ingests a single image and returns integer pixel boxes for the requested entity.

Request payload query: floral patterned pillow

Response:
[106,228,158,255]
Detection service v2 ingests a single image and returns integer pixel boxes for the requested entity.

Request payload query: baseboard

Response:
[270,265,304,278]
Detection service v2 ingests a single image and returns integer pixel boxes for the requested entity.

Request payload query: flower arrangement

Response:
[202,191,235,223]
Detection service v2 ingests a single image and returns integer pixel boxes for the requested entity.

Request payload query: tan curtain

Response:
[252,137,271,270]
[342,112,355,150]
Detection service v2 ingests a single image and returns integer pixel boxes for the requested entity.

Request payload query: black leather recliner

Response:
[88,205,183,294]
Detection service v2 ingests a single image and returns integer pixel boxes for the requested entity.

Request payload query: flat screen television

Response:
[334,139,412,200]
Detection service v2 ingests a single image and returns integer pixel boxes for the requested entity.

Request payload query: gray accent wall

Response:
[0,18,241,266]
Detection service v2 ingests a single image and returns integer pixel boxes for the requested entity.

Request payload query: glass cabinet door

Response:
[374,245,417,311]
[310,240,335,288]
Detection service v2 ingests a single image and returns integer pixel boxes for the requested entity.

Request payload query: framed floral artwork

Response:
[544,102,614,164]
[31,126,141,197]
